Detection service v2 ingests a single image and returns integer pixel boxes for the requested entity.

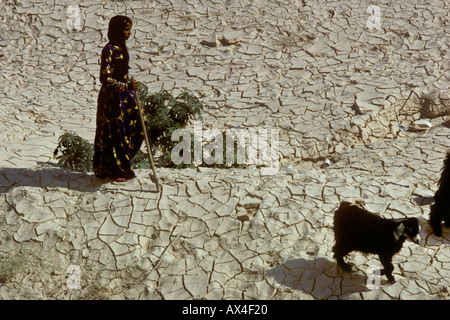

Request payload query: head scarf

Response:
[107,15,132,46]
[107,15,132,68]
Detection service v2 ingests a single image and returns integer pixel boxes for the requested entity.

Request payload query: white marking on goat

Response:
[393,223,405,242]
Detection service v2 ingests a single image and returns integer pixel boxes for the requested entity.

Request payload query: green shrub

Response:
[53,85,203,170]
[137,85,243,169]
[137,84,203,167]
[53,131,94,172]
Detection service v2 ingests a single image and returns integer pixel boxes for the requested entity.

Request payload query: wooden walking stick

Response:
[133,81,160,192]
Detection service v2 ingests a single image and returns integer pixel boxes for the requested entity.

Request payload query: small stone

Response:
[409,120,432,132]
[200,32,218,47]
[354,91,382,115]
[322,158,331,168]
[221,30,243,45]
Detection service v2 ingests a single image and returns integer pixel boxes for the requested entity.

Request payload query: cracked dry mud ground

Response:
[0,0,449,300]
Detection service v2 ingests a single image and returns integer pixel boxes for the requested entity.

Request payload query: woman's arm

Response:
[99,46,128,91]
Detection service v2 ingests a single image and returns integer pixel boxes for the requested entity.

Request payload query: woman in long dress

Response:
[93,15,144,182]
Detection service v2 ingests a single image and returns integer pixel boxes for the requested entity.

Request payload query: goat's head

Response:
[394,218,421,244]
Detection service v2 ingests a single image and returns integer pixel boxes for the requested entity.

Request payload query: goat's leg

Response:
[333,245,352,272]
[429,204,443,237]
[379,254,395,283]
[430,219,443,237]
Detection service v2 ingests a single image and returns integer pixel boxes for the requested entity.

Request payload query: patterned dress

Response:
[93,44,144,179]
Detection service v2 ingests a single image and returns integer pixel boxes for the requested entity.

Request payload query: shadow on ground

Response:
[0,165,102,193]
[412,195,434,206]
[418,216,450,246]
[267,257,373,300]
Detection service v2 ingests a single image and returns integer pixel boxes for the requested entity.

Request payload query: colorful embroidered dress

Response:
[93,44,144,179]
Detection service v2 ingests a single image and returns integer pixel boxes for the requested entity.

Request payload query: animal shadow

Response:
[412,195,434,206]
[267,257,373,300]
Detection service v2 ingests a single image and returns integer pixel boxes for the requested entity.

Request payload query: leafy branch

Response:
[53,131,94,172]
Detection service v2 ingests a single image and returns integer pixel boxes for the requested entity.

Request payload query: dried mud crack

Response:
[0,0,449,300]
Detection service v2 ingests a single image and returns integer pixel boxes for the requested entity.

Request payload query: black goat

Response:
[333,201,421,283]
[429,151,450,237]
